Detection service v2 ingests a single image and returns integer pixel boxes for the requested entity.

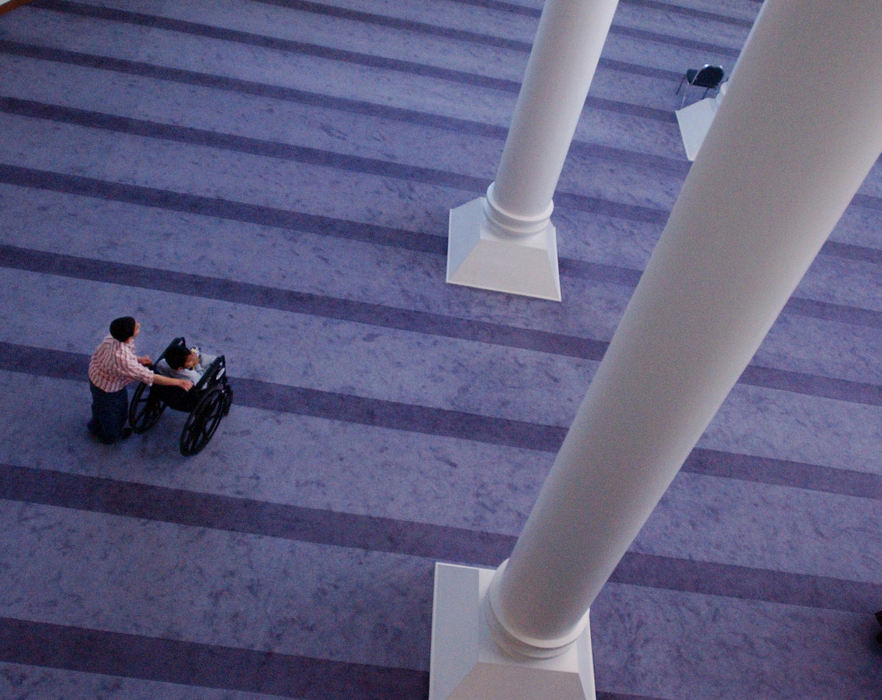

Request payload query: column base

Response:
[429,563,595,700]
[446,197,562,301]
[675,80,727,161]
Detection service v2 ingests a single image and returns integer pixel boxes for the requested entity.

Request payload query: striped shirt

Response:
[88,335,154,392]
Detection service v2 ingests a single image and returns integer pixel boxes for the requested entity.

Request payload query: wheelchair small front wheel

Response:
[129,382,166,433]
[179,387,226,456]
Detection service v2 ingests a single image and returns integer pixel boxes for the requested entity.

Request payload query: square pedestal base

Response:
[675,97,718,161]
[429,563,595,699]
[446,198,561,301]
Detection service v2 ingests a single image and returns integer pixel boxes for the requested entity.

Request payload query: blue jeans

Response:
[88,381,128,443]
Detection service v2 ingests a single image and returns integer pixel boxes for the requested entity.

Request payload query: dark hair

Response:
[165,344,191,370]
[109,316,136,342]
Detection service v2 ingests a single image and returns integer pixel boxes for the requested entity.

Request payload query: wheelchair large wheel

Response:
[179,387,226,456]
[129,382,166,433]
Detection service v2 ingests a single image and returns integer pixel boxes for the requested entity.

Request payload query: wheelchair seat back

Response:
[152,337,226,411]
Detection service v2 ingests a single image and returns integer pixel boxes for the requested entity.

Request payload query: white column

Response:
[431,1,882,697]
[446,0,620,301]
[489,0,882,655]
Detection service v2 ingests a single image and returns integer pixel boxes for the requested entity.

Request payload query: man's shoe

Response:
[120,427,133,440]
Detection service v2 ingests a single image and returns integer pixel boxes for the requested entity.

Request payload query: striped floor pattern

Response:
[1,0,881,697]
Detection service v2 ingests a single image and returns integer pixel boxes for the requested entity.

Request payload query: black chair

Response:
[676,64,724,106]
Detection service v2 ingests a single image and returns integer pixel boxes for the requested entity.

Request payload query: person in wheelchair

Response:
[153,343,218,411]
[129,337,232,456]
[159,344,217,383]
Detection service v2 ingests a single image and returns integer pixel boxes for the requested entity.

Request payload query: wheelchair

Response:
[128,337,233,456]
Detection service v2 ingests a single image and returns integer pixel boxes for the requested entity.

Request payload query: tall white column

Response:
[446,0,620,301]
[431,1,882,697]
[489,0,882,657]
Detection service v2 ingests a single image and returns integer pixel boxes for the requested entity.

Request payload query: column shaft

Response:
[490,0,619,223]
[489,0,882,652]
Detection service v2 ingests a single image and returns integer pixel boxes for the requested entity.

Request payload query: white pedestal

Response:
[676,82,728,161]
[429,563,595,700]
[446,198,561,302]
[675,97,718,161]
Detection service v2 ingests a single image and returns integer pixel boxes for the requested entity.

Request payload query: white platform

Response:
[675,82,728,161]
[429,563,595,699]
[675,97,718,161]
[446,197,561,302]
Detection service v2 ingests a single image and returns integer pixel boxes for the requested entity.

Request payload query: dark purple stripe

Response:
[0,38,515,139]
[0,152,667,226]
[7,103,876,257]
[620,0,754,28]
[235,377,567,451]
[0,341,568,451]
[0,615,663,699]
[851,193,882,212]
[574,141,688,175]
[28,0,522,94]
[588,96,675,123]
[0,96,490,192]
[262,0,753,49]
[36,0,686,83]
[25,2,677,122]
[739,365,882,406]
[255,0,536,52]
[3,340,882,502]
[449,0,541,18]
[0,244,606,362]
[555,189,668,224]
[0,165,446,254]
[0,47,684,170]
[784,296,882,328]
[0,616,427,699]
[0,95,684,200]
[611,552,882,614]
[0,157,649,282]
[822,239,882,264]
[450,0,754,34]
[601,56,680,81]
[5,242,882,406]
[0,613,662,700]
[683,448,882,500]
[27,0,520,92]
[0,91,687,173]
[6,239,882,403]
[0,462,515,565]
[611,23,741,58]
[559,258,644,287]
[2,462,879,613]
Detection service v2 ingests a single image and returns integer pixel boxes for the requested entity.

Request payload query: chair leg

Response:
[675,75,686,95]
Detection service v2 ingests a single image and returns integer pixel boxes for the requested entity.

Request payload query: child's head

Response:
[166,344,197,371]
[183,349,199,369]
